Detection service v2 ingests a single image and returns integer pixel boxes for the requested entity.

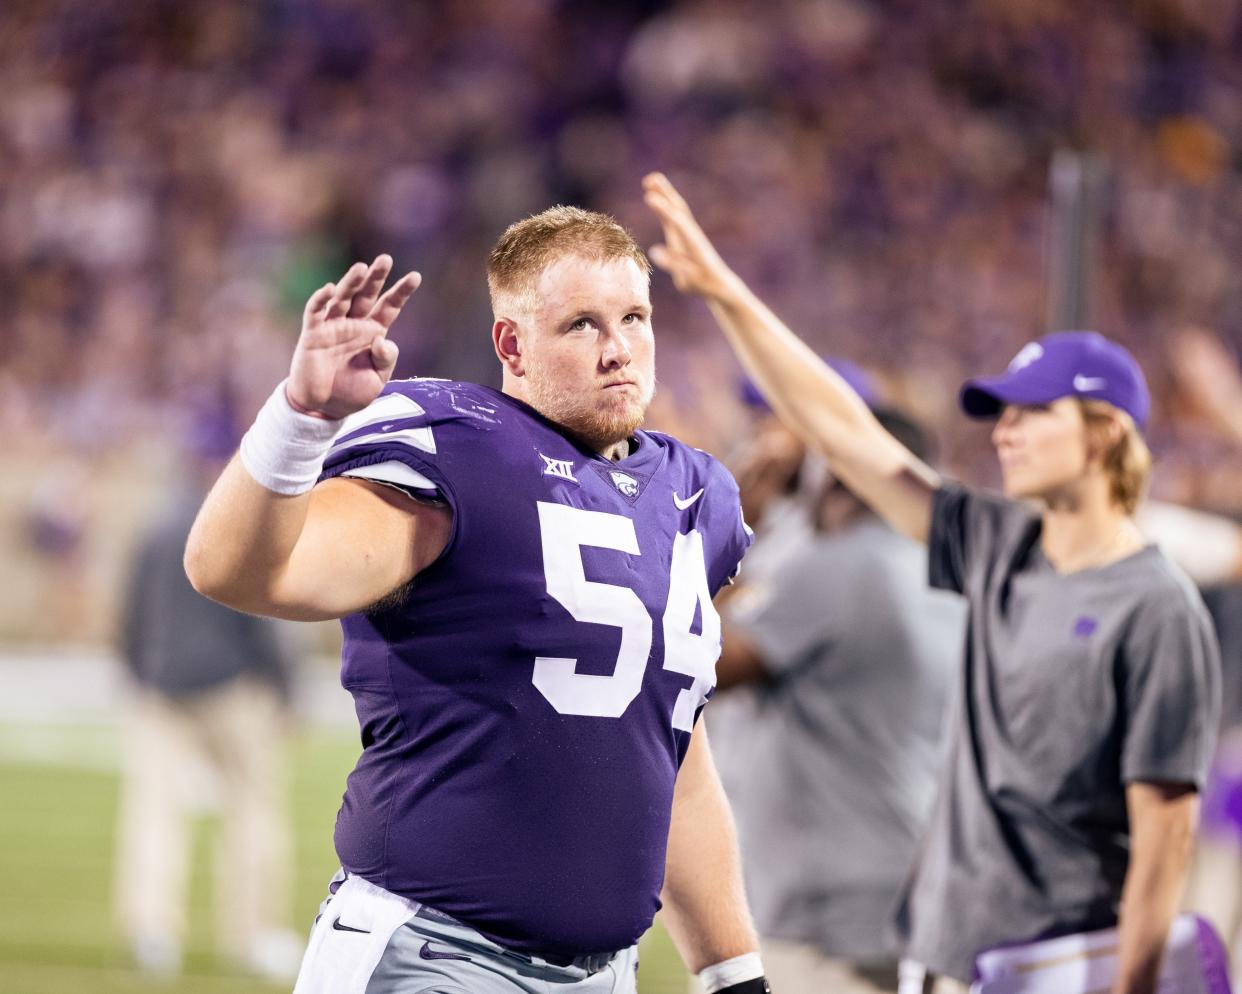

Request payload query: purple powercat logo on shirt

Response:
[1073,616,1098,638]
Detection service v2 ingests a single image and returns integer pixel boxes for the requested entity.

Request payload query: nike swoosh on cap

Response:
[1073,374,1107,391]
[673,489,704,510]
[419,940,471,962]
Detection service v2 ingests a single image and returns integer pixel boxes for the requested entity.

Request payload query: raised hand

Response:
[1170,325,1242,441]
[287,255,421,419]
[642,172,740,301]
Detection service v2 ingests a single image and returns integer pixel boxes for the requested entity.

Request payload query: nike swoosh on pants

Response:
[419,940,471,962]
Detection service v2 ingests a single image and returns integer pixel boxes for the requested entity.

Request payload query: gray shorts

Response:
[293,871,639,994]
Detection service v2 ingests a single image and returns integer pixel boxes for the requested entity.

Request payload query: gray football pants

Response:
[293,871,639,994]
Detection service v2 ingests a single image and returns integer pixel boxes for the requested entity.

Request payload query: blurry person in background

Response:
[114,404,301,981]
[730,376,815,539]
[1131,505,1242,982]
[1187,582,1242,983]
[23,459,92,639]
[1149,325,1242,979]
[724,361,879,589]
[645,172,1221,994]
[710,391,964,994]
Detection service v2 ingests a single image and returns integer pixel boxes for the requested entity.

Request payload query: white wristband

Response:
[238,380,344,495]
[698,952,764,993]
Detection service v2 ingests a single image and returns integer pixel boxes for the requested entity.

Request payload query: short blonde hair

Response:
[1079,398,1152,515]
[486,206,651,313]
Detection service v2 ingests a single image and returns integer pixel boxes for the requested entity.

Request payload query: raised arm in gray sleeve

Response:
[1120,592,1222,788]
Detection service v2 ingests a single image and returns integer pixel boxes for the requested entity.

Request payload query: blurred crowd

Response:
[3,0,1242,638]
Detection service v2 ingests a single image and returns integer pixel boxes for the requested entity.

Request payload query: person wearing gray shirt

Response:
[711,411,964,994]
[643,171,1221,994]
[897,483,1220,984]
[115,425,302,981]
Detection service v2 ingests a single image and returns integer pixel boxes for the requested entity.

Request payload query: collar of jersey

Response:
[482,385,665,471]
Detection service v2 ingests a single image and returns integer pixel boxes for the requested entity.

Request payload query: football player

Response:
[185,207,770,994]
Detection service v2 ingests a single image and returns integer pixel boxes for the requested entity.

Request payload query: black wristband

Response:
[716,979,770,994]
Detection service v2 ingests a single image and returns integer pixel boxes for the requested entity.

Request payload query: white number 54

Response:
[534,502,720,730]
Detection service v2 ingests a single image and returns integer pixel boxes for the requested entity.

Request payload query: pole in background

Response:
[1046,150,1109,333]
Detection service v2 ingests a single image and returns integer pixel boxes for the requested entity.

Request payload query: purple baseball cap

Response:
[959,331,1151,429]
[740,357,878,411]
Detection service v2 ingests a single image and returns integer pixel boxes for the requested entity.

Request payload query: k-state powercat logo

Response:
[610,471,639,497]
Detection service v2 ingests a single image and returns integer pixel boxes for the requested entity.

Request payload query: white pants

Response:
[113,677,293,960]
[295,874,639,994]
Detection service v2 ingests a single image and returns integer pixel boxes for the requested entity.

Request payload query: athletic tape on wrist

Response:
[698,952,765,993]
[238,380,344,495]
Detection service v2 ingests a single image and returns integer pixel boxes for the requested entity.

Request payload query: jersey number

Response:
[534,502,719,730]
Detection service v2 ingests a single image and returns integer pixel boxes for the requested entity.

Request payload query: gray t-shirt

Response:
[714,517,964,959]
[897,484,1222,982]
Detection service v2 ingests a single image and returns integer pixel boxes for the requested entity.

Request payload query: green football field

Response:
[0,725,688,994]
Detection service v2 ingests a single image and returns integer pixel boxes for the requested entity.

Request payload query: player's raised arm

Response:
[642,172,938,544]
[184,256,450,621]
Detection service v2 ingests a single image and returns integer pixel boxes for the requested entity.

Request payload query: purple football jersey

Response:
[318,378,751,959]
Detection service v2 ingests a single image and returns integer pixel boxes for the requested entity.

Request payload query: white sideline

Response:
[0,646,355,726]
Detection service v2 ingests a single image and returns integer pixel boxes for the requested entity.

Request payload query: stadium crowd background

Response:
[2,0,1242,991]
[4,0,1242,642]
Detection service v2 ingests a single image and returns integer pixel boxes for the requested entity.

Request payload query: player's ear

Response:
[493,318,525,376]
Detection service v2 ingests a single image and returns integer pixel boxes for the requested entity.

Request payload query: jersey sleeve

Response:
[337,461,445,504]
[1120,589,1221,787]
[928,482,1033,594]
[318,383,451,505]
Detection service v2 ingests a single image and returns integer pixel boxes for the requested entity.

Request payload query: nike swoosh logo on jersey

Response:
[419,940,471,962]
[331,916,371,934]
[1073,374,1107,391]
[673,489,704,510]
